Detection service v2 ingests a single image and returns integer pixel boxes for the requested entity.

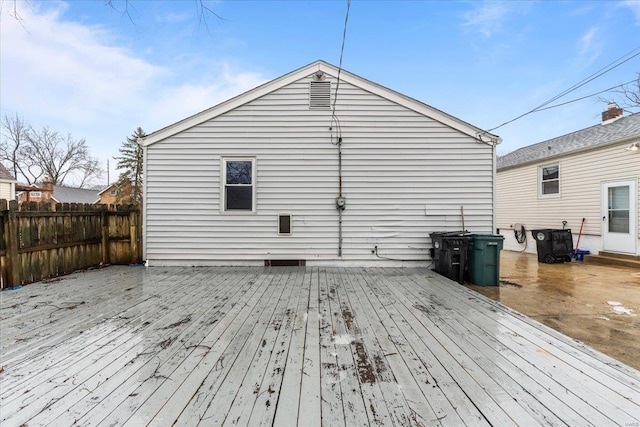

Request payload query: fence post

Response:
[129,207,139,264]
[0,200,8,288]
[6,200,20,287]
[101,205,109,265]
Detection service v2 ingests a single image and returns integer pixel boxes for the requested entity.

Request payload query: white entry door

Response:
[602,179,637,254]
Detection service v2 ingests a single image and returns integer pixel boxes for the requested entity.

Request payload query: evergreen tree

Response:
[114,127,144,205]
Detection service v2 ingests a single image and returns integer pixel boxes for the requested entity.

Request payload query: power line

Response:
[536,79,637,112]
[487,46,640,132]
[332,0,351,118]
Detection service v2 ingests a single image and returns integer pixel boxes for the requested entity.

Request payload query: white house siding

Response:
[497,142,640,255]
[144,77,495,266]
[0,181,14,200]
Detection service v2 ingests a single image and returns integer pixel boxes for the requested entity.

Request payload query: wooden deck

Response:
[1,266,639,426]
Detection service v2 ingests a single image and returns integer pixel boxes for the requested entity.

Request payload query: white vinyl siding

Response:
[0,182,14,200]
[497,142,640,251]
[144,77,495,265]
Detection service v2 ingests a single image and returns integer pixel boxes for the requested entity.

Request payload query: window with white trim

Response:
[222,158,256,212]
[31,191,42,197]
[539,163,559,197]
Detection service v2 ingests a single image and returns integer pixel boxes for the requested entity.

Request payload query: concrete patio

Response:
[468,250,640,371]
[1,266,639,426]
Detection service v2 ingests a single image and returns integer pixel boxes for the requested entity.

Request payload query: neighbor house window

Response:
[222,158,256,212]
[539,163,560,196]
[110,190,118,196]
[31,192,41,197]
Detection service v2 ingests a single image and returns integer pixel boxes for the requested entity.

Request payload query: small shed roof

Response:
[498,113,640,171]
[143,60,500,146]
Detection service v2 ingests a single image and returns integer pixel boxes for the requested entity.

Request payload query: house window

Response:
[540,164,560,196]
[222,158,255,212]
[31,191,42,197]
[110,190,118,196]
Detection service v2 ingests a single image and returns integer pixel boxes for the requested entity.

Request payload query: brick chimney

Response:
[42,177,53,192]
[602,102,623,123]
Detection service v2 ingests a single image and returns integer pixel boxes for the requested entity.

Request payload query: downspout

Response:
[139,137,148,265]
[492,142,496,234]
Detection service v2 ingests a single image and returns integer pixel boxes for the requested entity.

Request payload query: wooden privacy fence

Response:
[0,200,142,288]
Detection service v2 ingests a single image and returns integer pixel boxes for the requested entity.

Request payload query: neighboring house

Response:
[496,104,640,257]
[98,180,136,205]
[17,178,101,208]
[141,60,501,267]
[0,164,17,201]
[98,183,120,205]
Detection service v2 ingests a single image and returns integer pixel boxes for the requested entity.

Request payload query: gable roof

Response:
[51,185,101,204]
[498,113,640,170]
[143,60,500,146]
[98,183,116,196]
[0,164,16,182]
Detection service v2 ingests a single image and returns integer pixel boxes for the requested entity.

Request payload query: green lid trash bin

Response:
[469,234,504,286]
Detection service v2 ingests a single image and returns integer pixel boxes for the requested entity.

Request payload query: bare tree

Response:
[1,115,103,187]
[599,73,640,112]
[104,0,226,27]
[1,113,30,181]
[26,127,103,187]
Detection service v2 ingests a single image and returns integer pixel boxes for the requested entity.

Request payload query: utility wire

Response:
[332,0,351,118]
[535,79,637,112]
[487,46,640,132]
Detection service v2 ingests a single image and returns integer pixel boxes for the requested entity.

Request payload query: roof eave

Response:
[497,134,639,172]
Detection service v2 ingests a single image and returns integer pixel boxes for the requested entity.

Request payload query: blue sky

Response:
[2,0,640,186]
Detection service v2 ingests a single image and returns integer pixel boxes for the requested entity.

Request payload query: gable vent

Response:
[309,81,331,109]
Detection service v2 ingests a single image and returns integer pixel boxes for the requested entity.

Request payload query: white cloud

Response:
[0,1,266,184]
[462,1,510,38]
[142,65,266,132]
[620,0,640,24]
[577,27,602,66]
[1,2,162,124]
[579,27,597,55]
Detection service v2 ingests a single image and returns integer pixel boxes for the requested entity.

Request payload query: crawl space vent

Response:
[309,81,331,109]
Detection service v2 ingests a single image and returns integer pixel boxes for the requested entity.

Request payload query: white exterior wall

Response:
[496,142,640,255]
[0,181,15,201]
[144,76,495,266]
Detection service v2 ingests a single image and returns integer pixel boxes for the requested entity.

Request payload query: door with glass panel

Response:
[602,180,637,254]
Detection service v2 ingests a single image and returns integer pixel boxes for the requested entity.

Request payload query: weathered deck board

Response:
[398,269,640,424]
[50,267,255,426]
[295,266,322,427]
[270,267,313,427]
[1,266,638,427]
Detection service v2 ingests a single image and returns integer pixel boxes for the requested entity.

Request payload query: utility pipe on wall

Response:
[336,136,345,257]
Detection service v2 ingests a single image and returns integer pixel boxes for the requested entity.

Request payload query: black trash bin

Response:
[430,231,473,284]
[531,229,573,263]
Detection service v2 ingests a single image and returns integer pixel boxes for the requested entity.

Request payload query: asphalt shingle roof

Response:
[0,164,15,181]
[52,185,100,204]
[497,113,640,170]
